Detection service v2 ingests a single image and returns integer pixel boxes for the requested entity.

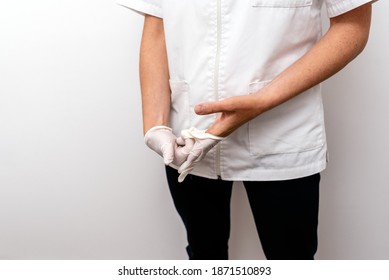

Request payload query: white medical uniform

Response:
[117,0,377,181]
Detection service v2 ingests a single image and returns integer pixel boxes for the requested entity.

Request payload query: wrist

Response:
[144,125,172,139]
[143,120,170,135]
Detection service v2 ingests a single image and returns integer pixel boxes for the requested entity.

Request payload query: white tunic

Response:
[118,0,376,180]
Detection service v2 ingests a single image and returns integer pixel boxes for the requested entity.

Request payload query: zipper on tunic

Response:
[214,0,222,178]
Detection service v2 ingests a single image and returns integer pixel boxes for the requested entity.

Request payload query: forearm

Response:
[202,3,372,137]
[140,15,171,134]
[253,4,372,114]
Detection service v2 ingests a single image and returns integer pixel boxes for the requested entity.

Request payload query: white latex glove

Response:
[177,127,224,183]
[144,126,195,166]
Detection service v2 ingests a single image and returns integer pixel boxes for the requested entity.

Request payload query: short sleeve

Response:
[325,0,378,18]
[116,0,163,18]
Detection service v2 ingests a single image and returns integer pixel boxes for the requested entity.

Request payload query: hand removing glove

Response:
[144,126,195,166]
[177,127,224,183]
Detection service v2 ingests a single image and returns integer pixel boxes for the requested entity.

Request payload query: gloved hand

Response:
[177,127,224,183]
[144,126,194,166]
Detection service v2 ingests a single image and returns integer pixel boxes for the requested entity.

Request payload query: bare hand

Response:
[195,94,262,137]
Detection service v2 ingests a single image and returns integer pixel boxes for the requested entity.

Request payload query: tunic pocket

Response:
[251,0,312,8]
[169,80,190,136]
[248,80,324,157]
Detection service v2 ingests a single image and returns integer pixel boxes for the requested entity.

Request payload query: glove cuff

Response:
[181,127,224,141]
[144,125,172,141]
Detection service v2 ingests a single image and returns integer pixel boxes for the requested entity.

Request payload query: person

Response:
[117,0,377,260]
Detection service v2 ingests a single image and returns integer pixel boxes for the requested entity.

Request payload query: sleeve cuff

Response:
[327,0,378,18]
[116,0,163,18]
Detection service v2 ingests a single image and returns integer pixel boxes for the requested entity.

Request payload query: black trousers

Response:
[165,166,320,260]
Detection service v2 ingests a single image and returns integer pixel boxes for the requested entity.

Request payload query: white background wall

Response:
[0,0,387,260]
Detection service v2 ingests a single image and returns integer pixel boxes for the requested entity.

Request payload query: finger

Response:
[178,139,212,171]
[176,136,186,146]
[181,138,195,153]
[161,141,175,165]
[178,166,193,183]
[177,138,218,181]
[195,95,256,115]
[174,138,195,165]
[178,157,193,174]
[177,149,202,182]
[195,100,226,115]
